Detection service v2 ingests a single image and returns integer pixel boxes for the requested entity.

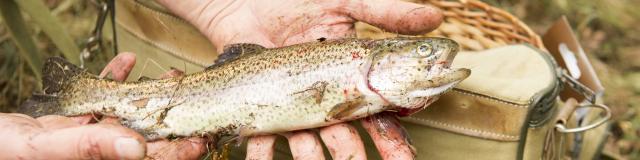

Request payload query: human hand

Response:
[156,0,443,52]
[155,0,443,159]
[0,102,145,159]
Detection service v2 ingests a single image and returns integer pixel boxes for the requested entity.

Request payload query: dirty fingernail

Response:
[115,137,145,160]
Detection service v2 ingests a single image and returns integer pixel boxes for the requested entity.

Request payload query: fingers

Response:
[99,116,121,124]
[147,137,207,160]
[159,69,185,79]
[280,20,356,47]
[0,113,43,133]
[361,113,415,160]
[345,0,443,35]
[3,113,37,120]
[36,115,80,130]
[284,131,325,160]
[246,135,277,160]
[28,124,146,160]
[0,114,44,159]
[69,115,95,124]
[99,52,137,81]
[318,123,366,160]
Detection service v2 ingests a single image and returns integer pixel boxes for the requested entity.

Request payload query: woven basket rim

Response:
[427,0,546,51]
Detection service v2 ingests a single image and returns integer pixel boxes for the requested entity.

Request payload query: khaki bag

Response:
[100,0,611,159]
[395,45,609,160]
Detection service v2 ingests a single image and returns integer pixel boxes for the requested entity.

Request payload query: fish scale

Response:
[20,37,470,140]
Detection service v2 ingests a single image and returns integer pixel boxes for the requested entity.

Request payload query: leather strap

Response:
[543,98,579,160]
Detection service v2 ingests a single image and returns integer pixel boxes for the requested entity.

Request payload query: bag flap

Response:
[401,44,558,141]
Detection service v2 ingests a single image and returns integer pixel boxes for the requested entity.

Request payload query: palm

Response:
[201,0,357,49]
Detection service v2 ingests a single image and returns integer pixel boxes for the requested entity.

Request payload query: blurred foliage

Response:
[0,0,110,112]
[0,0,638,159]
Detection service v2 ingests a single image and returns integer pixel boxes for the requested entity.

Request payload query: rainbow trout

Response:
[20,37,470,140]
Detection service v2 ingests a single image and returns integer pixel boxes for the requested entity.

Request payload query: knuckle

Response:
[77,134,103,159]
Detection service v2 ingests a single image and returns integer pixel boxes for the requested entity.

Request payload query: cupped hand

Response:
[154,0,443,159]
[157,0,443,52]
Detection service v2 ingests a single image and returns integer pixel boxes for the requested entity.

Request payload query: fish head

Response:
[366,37,471,116]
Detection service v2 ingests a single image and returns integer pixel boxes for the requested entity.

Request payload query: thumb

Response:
[99,52,137,81]
[345,0,443,35]
[29,124,146,160]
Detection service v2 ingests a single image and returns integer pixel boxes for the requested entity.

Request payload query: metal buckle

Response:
[79,0,115,68]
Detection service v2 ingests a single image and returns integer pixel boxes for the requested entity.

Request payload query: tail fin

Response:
[19,57,87,117]
[19,94,63,117]
[41,56,87,94]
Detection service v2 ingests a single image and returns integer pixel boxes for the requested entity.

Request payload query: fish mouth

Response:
[407,68,471,91]
[395,68,470,117]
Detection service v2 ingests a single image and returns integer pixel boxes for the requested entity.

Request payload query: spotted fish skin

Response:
[20,37,470,140]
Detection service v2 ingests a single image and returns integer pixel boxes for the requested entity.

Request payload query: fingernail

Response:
[115,137,145,160]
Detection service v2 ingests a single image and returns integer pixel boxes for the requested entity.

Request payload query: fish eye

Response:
[417,44,432,57]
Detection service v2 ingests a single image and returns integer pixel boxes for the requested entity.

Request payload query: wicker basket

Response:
[356,0,546,51]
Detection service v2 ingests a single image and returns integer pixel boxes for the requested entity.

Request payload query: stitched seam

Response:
[405,116,520,141]
[452,89,529,108]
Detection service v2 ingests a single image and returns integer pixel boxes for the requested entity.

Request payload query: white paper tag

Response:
[559,43,582,79]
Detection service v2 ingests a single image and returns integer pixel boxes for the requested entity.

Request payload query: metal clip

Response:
[559,70,597,104]
[555,69,611,133]
[79,0,115,68]
[555,103,611,133]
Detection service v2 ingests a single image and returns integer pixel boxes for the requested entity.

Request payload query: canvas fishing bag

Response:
[89,0,611,159]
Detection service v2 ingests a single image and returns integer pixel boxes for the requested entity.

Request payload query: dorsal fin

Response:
[137,76,154,81]
[206,43,266,70]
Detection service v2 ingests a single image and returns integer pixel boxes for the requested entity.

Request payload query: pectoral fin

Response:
[292,81,329,104]
[327,97,365,120]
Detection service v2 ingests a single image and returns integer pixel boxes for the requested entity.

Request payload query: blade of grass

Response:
[0,0,43,83]
[14,0,81,64]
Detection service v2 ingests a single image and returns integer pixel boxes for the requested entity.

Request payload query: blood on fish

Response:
[343,89,348,99]
[351,52,360,59]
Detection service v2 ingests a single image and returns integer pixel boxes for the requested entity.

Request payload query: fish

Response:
[19,37,471,140]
